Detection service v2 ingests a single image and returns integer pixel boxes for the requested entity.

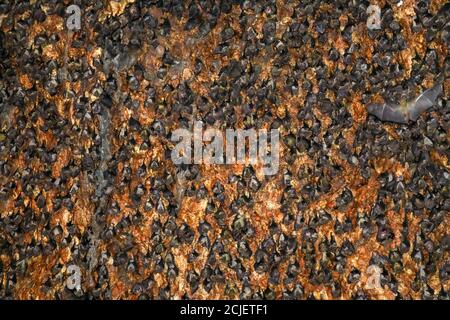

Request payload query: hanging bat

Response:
[366,79,444,124]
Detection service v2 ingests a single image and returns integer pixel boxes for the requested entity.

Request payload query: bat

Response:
[366,79,444,124]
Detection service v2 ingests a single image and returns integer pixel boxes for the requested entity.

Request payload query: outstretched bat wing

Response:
[366,103,409,124]
[407,82,443,121]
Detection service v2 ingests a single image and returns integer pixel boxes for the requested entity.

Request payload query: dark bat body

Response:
[366,80,444,124]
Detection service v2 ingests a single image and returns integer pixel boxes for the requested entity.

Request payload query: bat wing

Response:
[367,103,409,124]
[407,82,443,121]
